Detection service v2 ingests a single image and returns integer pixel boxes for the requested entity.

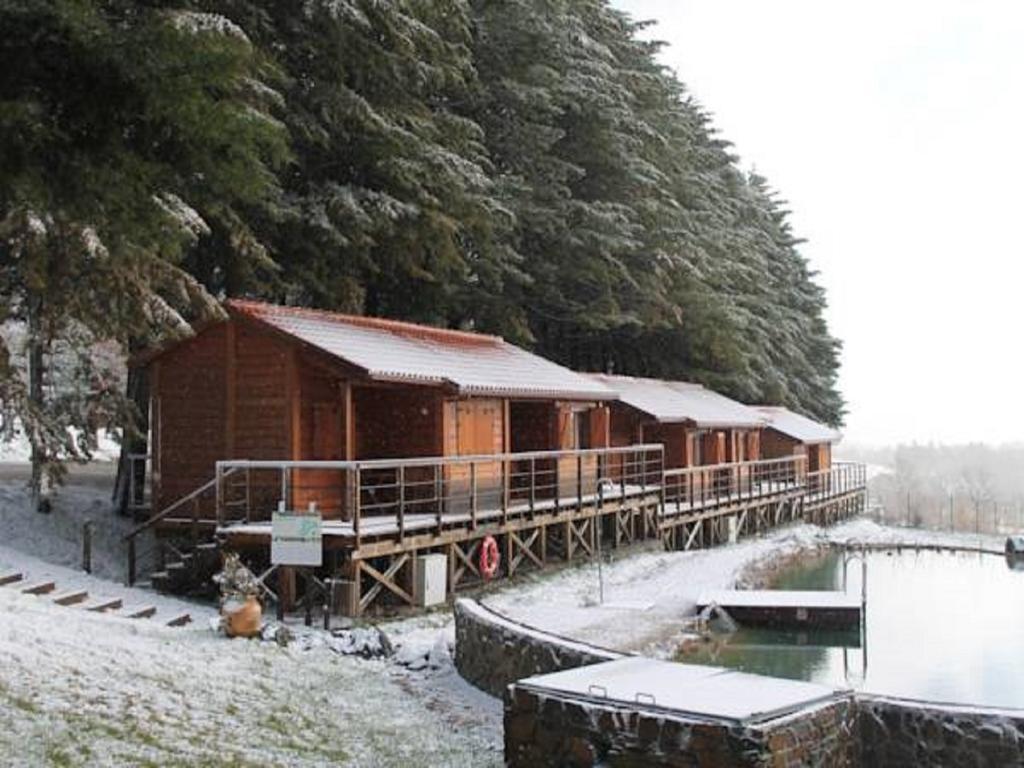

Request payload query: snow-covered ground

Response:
[0,476,502,767]
[0,584,501,767]
[0,474,147,584]
[3,470,1007,766]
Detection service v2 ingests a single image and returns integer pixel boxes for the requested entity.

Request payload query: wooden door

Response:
[295,400,345,518]
[449,400,503,511]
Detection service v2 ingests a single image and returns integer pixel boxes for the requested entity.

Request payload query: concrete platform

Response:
[515,656,845,726]
[697,589,862,629]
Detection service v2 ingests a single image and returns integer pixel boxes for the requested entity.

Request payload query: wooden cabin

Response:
[140,300,615,522]
[754,406,840,474]
[587,374,766,470]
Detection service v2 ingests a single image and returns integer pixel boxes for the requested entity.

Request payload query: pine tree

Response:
[0,1,287,507]
[206,0,526,334]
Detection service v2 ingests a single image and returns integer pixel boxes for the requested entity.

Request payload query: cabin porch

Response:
[215,444,664,616]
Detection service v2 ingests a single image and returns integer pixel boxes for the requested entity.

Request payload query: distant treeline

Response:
[0,1,841,496]
[845,443,1024,533]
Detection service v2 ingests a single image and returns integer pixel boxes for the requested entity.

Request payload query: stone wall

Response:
[453,598,624,698]
[455,598,1024,766]
[504,685,858,768]
[761,699,859,768]
[858,697,1024,767]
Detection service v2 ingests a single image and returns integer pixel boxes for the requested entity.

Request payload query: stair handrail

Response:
[122,471,237,543]
[123,468,239,586]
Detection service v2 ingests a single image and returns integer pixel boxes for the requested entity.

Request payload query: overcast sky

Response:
[612,1,1024,446]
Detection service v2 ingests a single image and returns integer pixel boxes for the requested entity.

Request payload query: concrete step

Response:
[53,590,89,607]
[0,572,24,587]
[84,598,123,613]
[22,581,56,596]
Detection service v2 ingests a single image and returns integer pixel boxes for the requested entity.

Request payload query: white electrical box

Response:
[415,553,448,607]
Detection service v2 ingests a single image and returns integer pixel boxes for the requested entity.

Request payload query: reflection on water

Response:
[678,549,1024,707]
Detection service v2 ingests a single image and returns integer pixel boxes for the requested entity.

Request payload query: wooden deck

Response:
[221,483,647,546]
[136,447,867,616]
[214,446,666,615]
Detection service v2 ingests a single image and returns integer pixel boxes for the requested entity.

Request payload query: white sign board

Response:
[271,513,323,567]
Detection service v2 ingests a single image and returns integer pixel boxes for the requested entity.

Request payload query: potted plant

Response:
[213,553,263,638]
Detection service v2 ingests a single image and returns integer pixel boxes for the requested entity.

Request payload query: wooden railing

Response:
[123,469,239,586]
[662,455,808,516]
[806,461,867,503]
[214,444,665,544]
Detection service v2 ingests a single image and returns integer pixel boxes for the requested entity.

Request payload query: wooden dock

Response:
[697,590,862,629]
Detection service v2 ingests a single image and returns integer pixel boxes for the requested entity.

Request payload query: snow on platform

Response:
[517,656,845,725]
[220,484,651,541]
[697,589,861,610]
[697,589,862,629]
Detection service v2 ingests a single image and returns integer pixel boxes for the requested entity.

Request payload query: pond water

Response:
[677,548,1024,708]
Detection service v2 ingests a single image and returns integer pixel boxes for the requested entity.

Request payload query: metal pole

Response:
[127,538,136,587]
[82,520,93,574]
[304,568,313,627]
[596,487,604,605]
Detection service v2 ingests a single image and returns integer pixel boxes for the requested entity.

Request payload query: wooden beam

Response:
[150,360,161,507]
[342,382,355,461]
[569,519,593,557]
[225,320,236,457]
[509,529,543,574]
[286,347,301,461]
[451,539,482,588]
[684,521,702,551]
[360,555,413,611]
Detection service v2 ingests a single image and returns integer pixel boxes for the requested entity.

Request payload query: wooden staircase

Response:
[148,540,222,597]
[124,468,248,595]
[0,571,191,627]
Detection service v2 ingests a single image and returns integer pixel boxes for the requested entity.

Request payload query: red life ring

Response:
[479,535,500,580]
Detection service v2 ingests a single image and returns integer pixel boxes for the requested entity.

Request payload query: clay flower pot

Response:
[223,595,262,638]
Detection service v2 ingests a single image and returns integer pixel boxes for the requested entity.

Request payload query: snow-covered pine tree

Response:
[0,2,287,510]
[204,0,526,335]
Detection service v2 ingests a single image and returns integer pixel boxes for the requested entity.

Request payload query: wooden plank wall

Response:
[233,322,290,460]
[644,423,686,469]
[355,386,443,459]
[293,363,345,518]
[608,404,642,449]
[760,429,807,461]
[154,325,228,513]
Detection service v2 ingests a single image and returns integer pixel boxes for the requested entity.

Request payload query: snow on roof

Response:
[754,406,840,444]
[588,374,766,428]
[228,300,615,401]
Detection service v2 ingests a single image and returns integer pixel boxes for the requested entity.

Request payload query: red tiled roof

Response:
[228,299,499,348]
[228,300,614,401]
